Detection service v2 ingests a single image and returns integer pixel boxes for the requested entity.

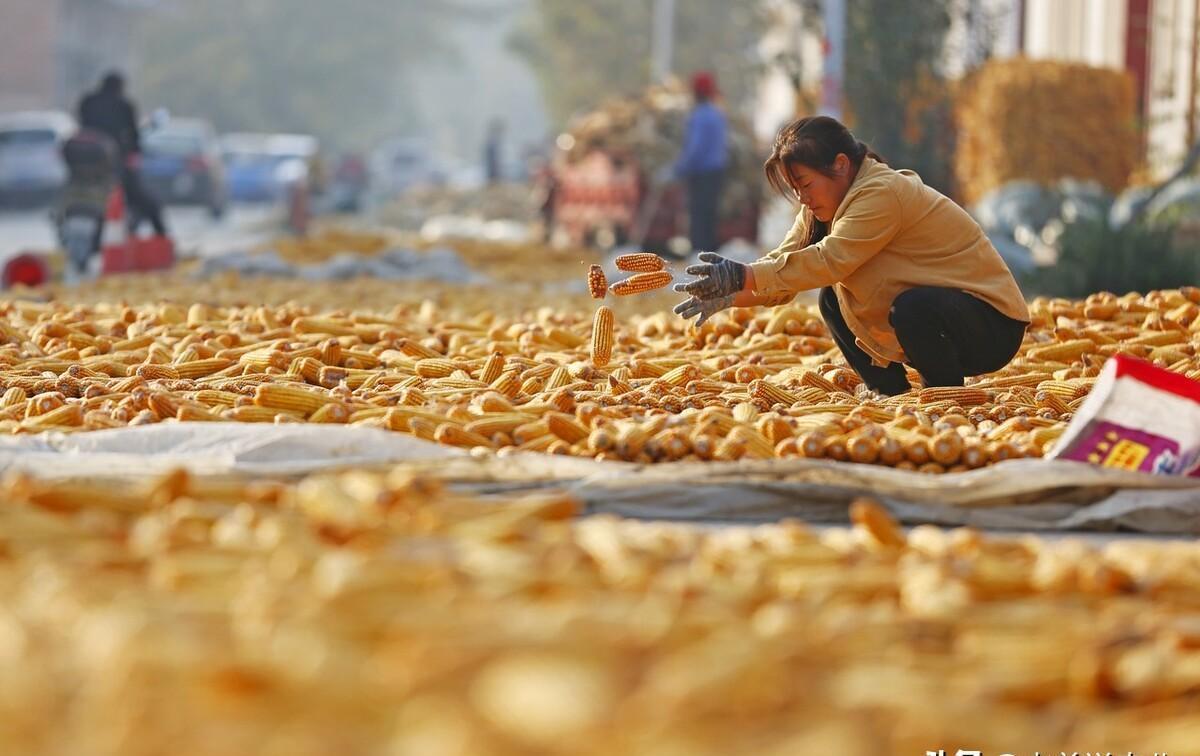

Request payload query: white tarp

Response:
[1,424,1199,534]
[0,423,462,477]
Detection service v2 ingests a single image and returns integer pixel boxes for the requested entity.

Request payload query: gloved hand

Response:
[673,293,735,327]
[673,251,747,301]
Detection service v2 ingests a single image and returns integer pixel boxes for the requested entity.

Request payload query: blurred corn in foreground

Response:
[1,470,1198,754]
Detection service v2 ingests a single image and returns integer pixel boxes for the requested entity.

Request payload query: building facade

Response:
[753,0,1196,180]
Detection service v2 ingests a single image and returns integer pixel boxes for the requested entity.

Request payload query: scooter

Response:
[51,130,174,284]
[56,130,119,283]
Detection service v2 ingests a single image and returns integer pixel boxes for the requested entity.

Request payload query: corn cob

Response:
[713,438,747,461]
[917,387,990,407]
[610,271,673,296]
[478,352,506,385]
[254,383,329,415]
[1,387,27,408]
[614,253,666,273]
[176,405,221,422]
[490,369,522,399]
[135,363,180,381]
[749,380,800,407]
[660,364,699,387]
[512,420,551,445]
[546,412,590,444]
[1024,339,1094,362]
[434,423,492,449]
[847,434,880,464]
[415,358,460,379]
[176,358,234,380]
[309,403,350,424]
[591,306,615,367]
[849,497,905,547]
[587,265,609,299]
[22,402,84,429]
[465,413,535,437]
[544,366,572,392]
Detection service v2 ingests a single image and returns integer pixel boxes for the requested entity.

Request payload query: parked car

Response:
[140,118,227,218]
[221,133,318,204]
[0,111,74,208]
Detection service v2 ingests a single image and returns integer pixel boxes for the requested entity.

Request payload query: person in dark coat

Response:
[673,71,729,253]
[78,71,168,236]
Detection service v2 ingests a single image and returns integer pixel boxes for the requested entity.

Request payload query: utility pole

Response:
[821,0,846,120]
[651,0,676,82]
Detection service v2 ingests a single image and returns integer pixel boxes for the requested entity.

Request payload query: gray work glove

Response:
[672,293,735,328]
[673,251,747,301]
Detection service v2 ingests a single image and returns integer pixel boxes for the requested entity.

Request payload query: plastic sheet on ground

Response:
[2,424,1200,534]
[195,246,487,284]
[0,423,462,477]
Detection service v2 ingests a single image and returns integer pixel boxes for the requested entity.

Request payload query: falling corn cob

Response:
[614,252,666,273]
[587,265,608,299]
[591,306,615,367]
[610,271,673,296]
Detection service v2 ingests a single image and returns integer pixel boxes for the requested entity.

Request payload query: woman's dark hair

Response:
[763,116,886,245]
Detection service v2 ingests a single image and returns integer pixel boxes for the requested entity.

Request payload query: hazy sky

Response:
[409,0,550,168]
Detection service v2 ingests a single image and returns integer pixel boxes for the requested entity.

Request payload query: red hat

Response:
[692,71,718,99]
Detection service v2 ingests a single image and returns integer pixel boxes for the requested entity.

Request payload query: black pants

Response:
[818,286,1026,395]
[121,166,167,236]
[686,169,724,252]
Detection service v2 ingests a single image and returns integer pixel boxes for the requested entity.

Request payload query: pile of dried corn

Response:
[267,226,401,263]
[955,59,1137,204]
[1,283,1198,471]
[2,469,1198,754]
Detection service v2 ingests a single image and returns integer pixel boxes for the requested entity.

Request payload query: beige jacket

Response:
[748,157,1029,366]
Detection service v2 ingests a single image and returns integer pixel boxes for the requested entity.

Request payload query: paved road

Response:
[0,203,281,262]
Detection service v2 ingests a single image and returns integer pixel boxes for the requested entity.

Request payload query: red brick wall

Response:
[0,0,59,110]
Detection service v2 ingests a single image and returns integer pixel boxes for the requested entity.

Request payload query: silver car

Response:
[0,111,74,208]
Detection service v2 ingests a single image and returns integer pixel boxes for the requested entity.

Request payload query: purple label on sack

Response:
[1059,420,1183,474]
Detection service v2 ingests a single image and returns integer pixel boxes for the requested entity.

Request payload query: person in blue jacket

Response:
[673,71,729,253]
